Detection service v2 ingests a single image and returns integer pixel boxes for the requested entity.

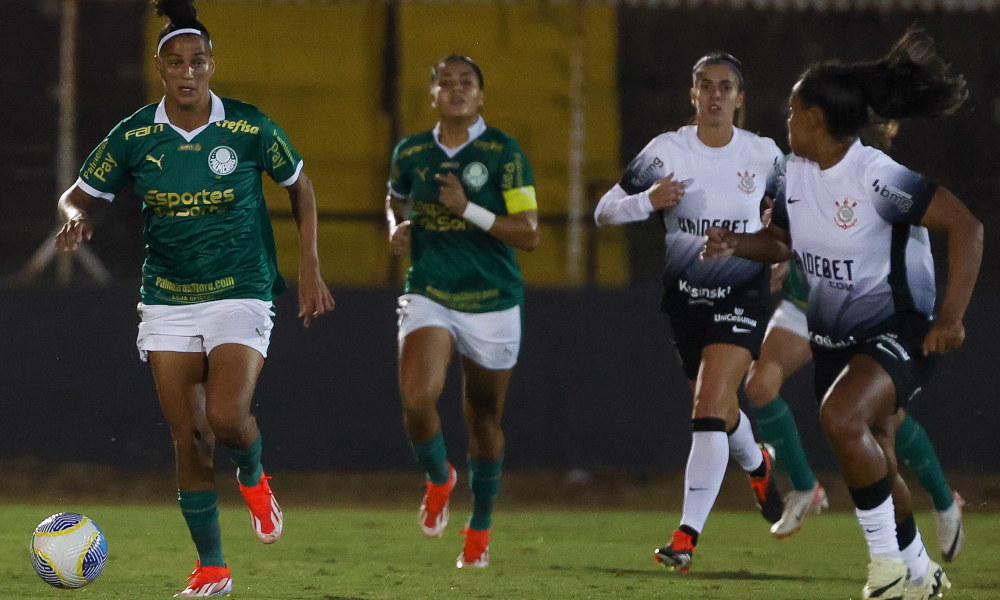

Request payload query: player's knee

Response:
[399,381,443,413]
[744,368,780,407]
[819,403,863,442]
[173,426,214,457]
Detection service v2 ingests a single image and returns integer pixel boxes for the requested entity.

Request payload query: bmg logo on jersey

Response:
[871,179,913,213]
[208,146,238,176]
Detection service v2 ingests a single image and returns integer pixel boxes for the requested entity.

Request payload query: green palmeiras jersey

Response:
[77,92,301,305]
[389,117,537,313]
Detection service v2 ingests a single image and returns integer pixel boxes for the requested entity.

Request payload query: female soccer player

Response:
[55,0,334,596]
[593,52,784,572]
[385,55,539,569]
[703,29,980,600]
[748,261,965,564]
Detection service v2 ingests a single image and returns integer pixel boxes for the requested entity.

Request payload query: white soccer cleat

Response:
[770,482,829,539]
[863,556,908,600]
[903,560,951,600]
[935,491,965,563]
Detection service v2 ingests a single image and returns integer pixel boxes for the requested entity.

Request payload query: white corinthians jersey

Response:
[773,140,937,348]
[621,126,783,289]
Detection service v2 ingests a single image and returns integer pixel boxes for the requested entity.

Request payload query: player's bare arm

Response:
[286,171,335,326]
[386,193,412,256]
[55,185,97,252]
[435,172,540,251]
[702,222,792,263]
[918,186,984,355]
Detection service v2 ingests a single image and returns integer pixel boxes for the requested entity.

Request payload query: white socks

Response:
[857,496,901,558]
[901,529,931,585]
[680,431,729,534]
[727,410,764,472]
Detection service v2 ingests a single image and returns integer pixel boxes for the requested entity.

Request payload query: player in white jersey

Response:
[595,52,784,573]
[704,29,981,600]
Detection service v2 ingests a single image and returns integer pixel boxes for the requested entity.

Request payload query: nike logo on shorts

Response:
[732,325,752,334]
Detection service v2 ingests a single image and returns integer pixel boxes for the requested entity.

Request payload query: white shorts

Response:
[136,299,275,362]
[397,293,521,370]
[765,299,809,341]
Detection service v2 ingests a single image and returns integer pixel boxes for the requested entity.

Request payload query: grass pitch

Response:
[2,506,998,599]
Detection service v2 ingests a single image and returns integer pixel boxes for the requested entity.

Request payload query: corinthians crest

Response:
[737,171,756,194]
[834,198,858,229]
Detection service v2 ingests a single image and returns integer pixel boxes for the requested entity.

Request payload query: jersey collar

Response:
[154,91,226,143]
[432,116,486,159]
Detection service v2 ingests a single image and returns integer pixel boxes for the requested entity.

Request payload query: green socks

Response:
[752,396,818,492]
[469,457,502,531]
[896,413,954,512]
[226,433,264,487]
[412,431,451,485]
[179,490,224,567]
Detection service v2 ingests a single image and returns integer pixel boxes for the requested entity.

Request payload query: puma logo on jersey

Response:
[145,154,164,170]
[415,167,429,181]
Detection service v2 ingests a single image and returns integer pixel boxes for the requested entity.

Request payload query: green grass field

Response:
[2,506,998,600]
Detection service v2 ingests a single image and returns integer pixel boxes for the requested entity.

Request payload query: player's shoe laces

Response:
[419,463,457,538]
[862,556,908,600]
[654,529,695,573]
[903,560,951,600]
[239,471,283,544]
[750,444,784,524]
[174,562,233,598]
[456,526,490,568]
[770,482,829,539]
[935,491,965,563]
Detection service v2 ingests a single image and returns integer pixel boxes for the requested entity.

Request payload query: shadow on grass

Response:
[584,566,858,583]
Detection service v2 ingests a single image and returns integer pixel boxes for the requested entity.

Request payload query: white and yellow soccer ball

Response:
[30,512,108,588]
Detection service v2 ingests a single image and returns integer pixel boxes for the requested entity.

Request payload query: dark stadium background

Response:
[1,1,997,480]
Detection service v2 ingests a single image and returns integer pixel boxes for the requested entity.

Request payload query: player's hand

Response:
[922,317,965,356]
[701,226,739,260]
[55,217,93,252]
[435,172,469,215]
[761,197,774,228]
[389,220,411,255]
[298,264,335,328]
[769,261,791,295]
[648,173,686,210]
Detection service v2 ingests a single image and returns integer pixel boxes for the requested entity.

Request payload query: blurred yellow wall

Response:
[146,0,626,288]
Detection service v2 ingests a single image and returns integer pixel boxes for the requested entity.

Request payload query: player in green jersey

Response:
[386,55,539,569]
[745,260,965,561]
[55,1,334,596]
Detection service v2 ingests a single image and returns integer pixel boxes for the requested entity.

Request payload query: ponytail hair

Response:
[152,0,212,54]
[795,28,967,141]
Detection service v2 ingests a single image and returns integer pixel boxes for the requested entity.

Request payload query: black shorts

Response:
[661,269,770,381]
[812,311,936,409]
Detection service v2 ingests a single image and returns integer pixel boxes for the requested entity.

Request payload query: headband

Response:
[692,57,744,89]
[157,28,212,55]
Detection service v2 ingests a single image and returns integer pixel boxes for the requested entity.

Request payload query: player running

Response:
[55,0,335,596]
[703,29,980,600]
[747,259,966,563]
[385,55,540,569]
[594,52,784,573]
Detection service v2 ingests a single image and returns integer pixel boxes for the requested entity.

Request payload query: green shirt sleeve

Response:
[259,116,303,186]
[499,137,535,191]
[388,139,411,198]
[78,120,132,199]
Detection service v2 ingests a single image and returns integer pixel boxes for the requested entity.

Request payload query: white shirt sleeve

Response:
[593,183,655,226]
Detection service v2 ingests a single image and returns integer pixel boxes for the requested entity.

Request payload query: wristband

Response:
[462,202,496,231]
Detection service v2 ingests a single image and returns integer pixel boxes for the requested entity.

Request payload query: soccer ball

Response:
[30,512,108,588]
